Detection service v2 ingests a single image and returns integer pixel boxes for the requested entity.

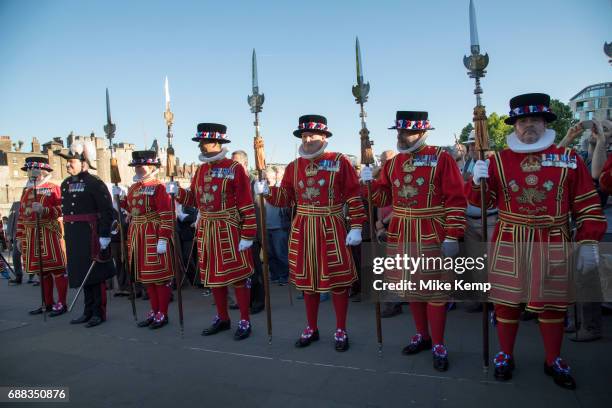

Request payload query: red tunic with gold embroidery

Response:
[267,152,366,292]
[16,182,66,276]
[469,146,606,311]
[123,179,175,283]
[370,145,467,298]
[176,158,256,287]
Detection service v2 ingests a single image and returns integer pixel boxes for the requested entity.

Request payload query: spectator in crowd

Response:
[6,202,23,285]
[264,167,290,286]
[176,202,199,287]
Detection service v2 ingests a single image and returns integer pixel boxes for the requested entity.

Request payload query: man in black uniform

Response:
[55,141,115,328]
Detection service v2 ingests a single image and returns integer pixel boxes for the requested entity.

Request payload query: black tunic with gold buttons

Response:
[61,171,116,288]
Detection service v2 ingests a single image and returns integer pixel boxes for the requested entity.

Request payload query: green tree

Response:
[487,112,513,150]
[549,99,577,144]
[458,123,473,143]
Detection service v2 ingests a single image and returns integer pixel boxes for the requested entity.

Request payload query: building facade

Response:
[569,82,612,122]
[0,132,195,215]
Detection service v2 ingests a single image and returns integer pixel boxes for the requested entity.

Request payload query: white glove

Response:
[238,239,253,251]
[254,180,269,195]
[441,239,460,258]
[31,202,43,214]
[112,185,123,197]
[577,243,599,274]
[99,237,111,250]
[346,228,362,246]
[360,166,373,183]
[472,159,490,185]
[156,239,168,254]
[166,181,179,195]
[16,240,22,252]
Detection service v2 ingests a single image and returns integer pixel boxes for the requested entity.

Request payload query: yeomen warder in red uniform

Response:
[471,93,606,389]
[361,111,467,371]
[167,123,256,340]
[255,114,366,352]
[116,150,175,329]
[16,157,68,317]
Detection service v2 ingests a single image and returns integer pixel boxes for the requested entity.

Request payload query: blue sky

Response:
[1,0,610,166]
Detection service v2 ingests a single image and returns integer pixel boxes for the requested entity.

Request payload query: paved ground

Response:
[1,261,611,407]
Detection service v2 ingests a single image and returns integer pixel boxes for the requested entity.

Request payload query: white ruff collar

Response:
[133,168,159,183]
[298,141,328,159]
[29,174,52,188]
[507,129,556,153]
[199,147,228,163]
[397,133,428,154]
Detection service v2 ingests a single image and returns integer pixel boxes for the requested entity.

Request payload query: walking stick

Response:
[0,251,16,280]
[68,259,97,312]
[164,77,185,336]
[178,231,198,288]
[249,50,273,343]
[463,0,490,370]
[352,37,382,354]
[104,89,138,322]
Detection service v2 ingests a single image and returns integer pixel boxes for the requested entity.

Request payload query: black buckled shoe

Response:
[201,316,231,336]
[295,327,320,348]
[233,320,252,340]
[70,314,92,324]
[432,344,449,372]
[334,329,350,352]
[9,278,22,285]
[49,303,67,317]
[85,316,104,328]
[150,313,169,330]
[402,334,432,355]
[29,305,52,315]
[137,311,156,328]
[493,352,515,381]
[544,357,576,390]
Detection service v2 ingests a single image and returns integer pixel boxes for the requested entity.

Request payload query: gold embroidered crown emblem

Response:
[305,161,319,177]
[520,155,542,172]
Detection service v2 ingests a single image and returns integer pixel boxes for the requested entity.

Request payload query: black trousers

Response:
[182,239,199,285]
[84,283,104,318]
[12,245,23,280]
[250,241,264,306]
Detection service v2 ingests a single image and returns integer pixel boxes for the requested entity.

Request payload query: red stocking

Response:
[409,302,430,340]
[54,273,68,306]
[539,310,565,365]
[427,302,447,345]
[494,304,521,356]
[234,280,251,322]
[211,286,230,321]
[146,284,159,313]
[303,292,320,330]
[331,289,349,331]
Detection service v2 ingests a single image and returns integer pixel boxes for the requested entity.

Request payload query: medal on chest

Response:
[68,183,85,193]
